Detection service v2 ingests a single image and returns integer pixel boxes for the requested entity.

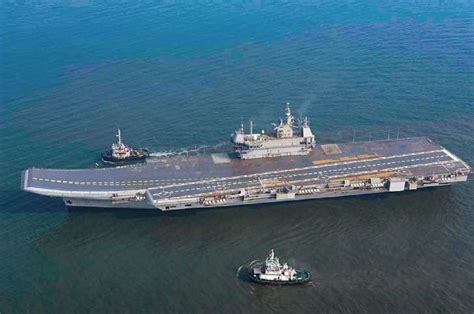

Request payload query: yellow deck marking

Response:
[313,159,336,165]
[329,171,397,183]
[313,154,379,165]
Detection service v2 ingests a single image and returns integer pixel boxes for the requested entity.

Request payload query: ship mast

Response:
[117,129,123,146]
[285,102,293,126]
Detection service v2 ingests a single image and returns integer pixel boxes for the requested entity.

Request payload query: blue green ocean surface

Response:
[1,1,473,312]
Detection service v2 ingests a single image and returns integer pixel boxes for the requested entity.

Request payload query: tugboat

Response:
[249,249,311,285]
[101,129,149,164]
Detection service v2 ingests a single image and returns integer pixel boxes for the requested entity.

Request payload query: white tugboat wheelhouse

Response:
[112,129,133,159]
[249,249,311,285]
[259,249,298,281]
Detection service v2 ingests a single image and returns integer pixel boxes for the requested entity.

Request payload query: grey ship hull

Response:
[47,187,409,210]
[22,137,470,211]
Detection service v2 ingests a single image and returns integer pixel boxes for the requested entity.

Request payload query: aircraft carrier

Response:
[21,105,470,211]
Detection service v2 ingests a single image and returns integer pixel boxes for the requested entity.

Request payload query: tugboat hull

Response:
[249,270,311,285]
[101,149,149,164]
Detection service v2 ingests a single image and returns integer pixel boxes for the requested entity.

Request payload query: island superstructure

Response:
[232,103,315,159]
[22,105,470,211]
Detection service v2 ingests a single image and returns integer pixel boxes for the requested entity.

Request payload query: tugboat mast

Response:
[285,102,293,126]
[116,129,123,146]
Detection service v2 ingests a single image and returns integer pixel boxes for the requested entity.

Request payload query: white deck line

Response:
[443,148,471,170]
[22,170,30,191]
[150,159,457,201]
[442,148,461,162]
[149,150,445,190]
[23,186,146,199]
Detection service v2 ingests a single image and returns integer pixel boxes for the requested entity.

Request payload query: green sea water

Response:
[1,1,473,313]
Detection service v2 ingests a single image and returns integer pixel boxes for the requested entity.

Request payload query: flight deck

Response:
[22,137,470,210]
